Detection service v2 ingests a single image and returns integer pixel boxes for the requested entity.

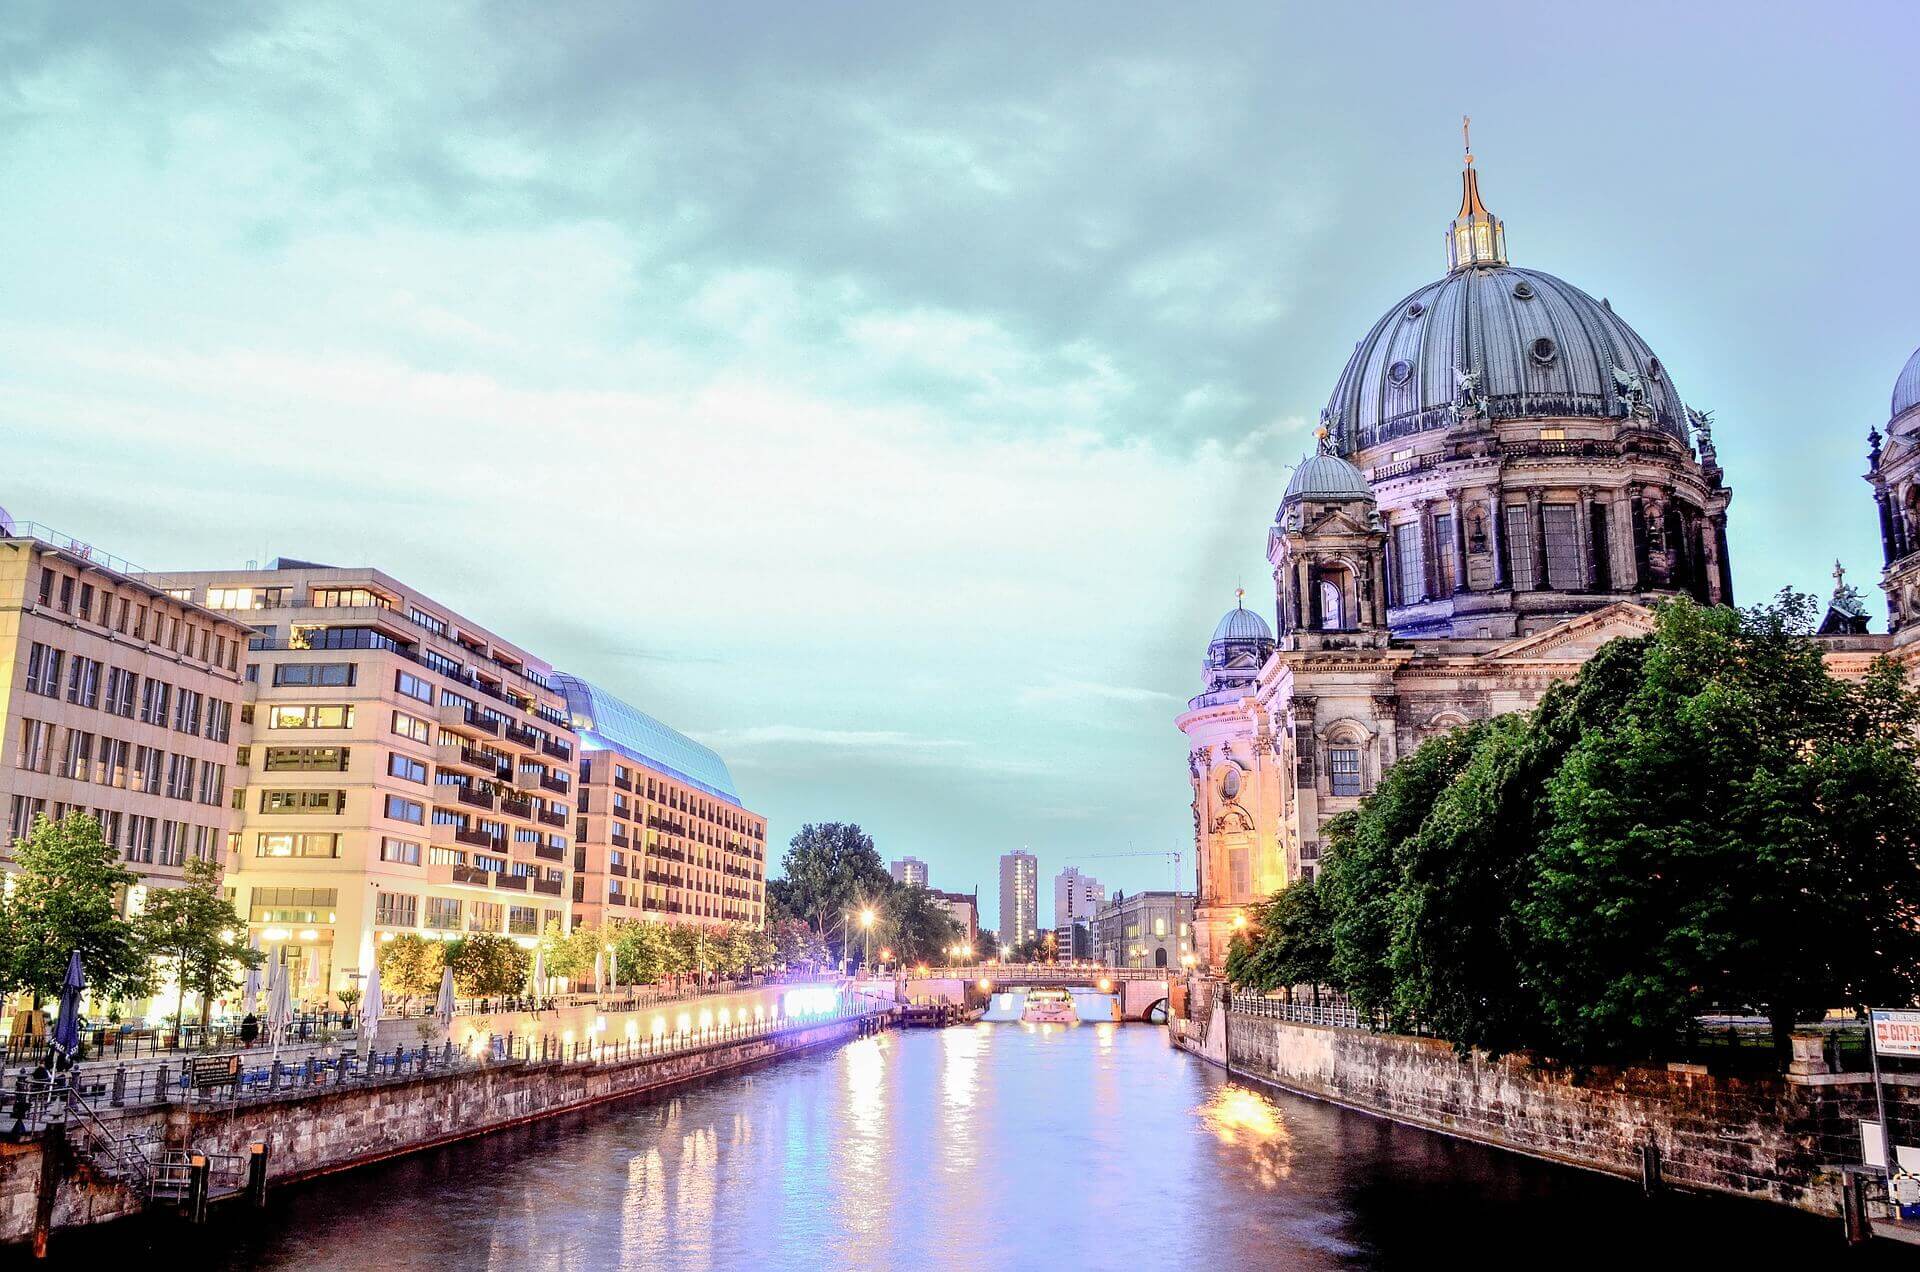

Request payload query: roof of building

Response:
[1281,448,1374,505]
[551,672,743,806]
[1211,596,1275,643]
[1894,345,1920,420]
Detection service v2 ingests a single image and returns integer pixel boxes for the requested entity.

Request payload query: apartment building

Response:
[998,850,1038,951]
[1052,866,1105,928]
[930,887,978,948]
[145,561,578,1005]
[890,857,928,887]
[2,523,250,907]
[558,674,765,932]
[1092,890,1196,969]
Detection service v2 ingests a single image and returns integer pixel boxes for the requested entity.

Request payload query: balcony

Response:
[532,877,562,897]
[613,775,631,792]
[500,794,534,820]
[608,860,628,877]
[508,767,540,792]
[454,827,499,852]
[607,892,628,907]
[429,861,494,888]
[539,772,569,795]
[534,843,565,862]
[610,831,630,849]
[536,809,566,829]
[453,784,495,811]
[437,703,501,738]
[494,873,529,892]
[542,739,572,762]
[503,721,541,752]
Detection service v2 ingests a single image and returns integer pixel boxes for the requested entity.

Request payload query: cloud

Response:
[1017,679,1181,708]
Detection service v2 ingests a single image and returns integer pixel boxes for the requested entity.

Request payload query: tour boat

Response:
[1020,989,1077,1025]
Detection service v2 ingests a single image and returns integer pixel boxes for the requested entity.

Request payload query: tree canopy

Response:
[1227,593,1920,1064]
[137,855,262,1027]
[1,812,151,1006]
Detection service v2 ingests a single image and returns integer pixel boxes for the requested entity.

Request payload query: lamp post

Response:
[860,907,876,970]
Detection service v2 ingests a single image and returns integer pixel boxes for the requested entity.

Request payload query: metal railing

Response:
[1228,997,1366,1030]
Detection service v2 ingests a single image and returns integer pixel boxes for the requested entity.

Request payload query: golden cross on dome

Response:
[1463,115,1472,165]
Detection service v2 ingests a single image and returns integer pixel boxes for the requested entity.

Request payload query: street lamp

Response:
[860,907,876,970]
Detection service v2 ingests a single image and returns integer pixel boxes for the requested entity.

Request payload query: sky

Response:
[3,3,1917,920]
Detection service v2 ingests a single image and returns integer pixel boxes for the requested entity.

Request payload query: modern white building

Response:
[890,856,928,887]
[1052,865,1105,928]
[997,850,1037,950]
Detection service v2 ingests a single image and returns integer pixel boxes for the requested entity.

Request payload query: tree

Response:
[772,823,892,961]
[444,932,529,998]
[973,929,1000,962]
[1525,593,1920,1058]
[770,917,826,970]
[1,812,150,1007]
[377,934,445,1009]
[1224,877,1334,1003]
[878,881,961,965]
[137,855,263,1028]
[540,920,603,986]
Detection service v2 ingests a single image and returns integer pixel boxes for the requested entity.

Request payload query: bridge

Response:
[857,965,1173,1022]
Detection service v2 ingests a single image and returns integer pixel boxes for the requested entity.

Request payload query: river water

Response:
[58,1022,1895,1269]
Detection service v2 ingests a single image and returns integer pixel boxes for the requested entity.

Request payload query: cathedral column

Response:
[1712,512,1734,605]
[1699,516,1725,604]
[1528,488,1548,592]
[1878,489,1898,566]
[1449,492,1469,593]
[1490,487,1511,589]
[1629,486,1651,591]
[1577,486,1597,592]
[1419,499,1438,600]
[1610,488,1636,591]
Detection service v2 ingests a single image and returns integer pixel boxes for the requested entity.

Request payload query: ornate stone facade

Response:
[1178,150,1918,968]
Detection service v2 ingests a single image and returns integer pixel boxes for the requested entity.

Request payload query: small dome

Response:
[1282,450,1374,505]
[1894,346,1920,421]
[1212,602,1274,644]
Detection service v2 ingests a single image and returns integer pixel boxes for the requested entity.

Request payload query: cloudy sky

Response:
[4,3,1916,915]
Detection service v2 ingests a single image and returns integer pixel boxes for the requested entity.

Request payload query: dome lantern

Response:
[1446,117,1507,272]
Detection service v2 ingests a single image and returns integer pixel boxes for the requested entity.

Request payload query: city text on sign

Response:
[1871,1009,1920,1058]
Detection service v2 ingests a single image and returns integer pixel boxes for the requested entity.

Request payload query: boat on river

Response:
[1020,988,1077,1025]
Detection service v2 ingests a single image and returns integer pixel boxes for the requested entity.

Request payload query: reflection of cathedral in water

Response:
[1178,142,1920,967]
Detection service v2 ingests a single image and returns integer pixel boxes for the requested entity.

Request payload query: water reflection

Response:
[53,1027,1910,1270]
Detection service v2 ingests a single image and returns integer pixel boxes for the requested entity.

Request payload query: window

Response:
[380,837,422,865]
[1393,522,1424,604]
[252,886,338,923]
[173,689,203,735]
[388,752,427,783]
[508,905,538,935]
[311,587,392,610]
[385,794,425,824]
[259,788,346,815]
[374,892,417,927]
[273,662,356,687]
[165,754,197,800]
[132,744,163,792]
[1543,504,1582,590]
[25,644,62,698]
[1329,747,1362,797]
[1317,579,1345,631]
[391,711,431,744]
[204,699,233,743]
[1433,513,1457,595]
[408,607,447,636]
[104,668,137,717]
[469,900,502,932]
[16,720,53,774]
[207,586,289,610]
[1505,506,1536,590]
[61,731,93,782]
[270,704,353,729]
[255,832,341,858]
[425,897,462,930]
[197,763,225,806]
[395,671,433,703]
[263,746,349,772]
[65,657,101,709]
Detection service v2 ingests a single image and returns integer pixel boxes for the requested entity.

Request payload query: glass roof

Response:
[551,672,742,806]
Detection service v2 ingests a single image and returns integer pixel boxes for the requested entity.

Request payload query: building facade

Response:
[1051,866,1104,928]
[146,561,578,1005]
[2,522,250,911]
[997,850,1037,951]
[558,674,765,933]
[890,857,928,887]
[1092,891,1195,969]
[929,887,978,948]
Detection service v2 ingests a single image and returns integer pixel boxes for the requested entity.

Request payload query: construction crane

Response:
[1082,847,1186,892]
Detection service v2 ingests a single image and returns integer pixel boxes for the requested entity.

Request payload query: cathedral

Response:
[1178,144,1920,968]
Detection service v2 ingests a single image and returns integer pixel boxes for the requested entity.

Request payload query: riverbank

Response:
[2,1003,881,1251]
[1171,982,1913,1221]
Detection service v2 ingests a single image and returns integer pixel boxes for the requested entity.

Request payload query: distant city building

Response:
[1093,890,1195,969]
[930,887,978,949]
[558,674,766,934]
[1054,920,1093,962]
[890,856,928,887]
[1052,865,1105,928]
[147,561,580,1006]
[998,849,1037,950]
[2,525,251,920]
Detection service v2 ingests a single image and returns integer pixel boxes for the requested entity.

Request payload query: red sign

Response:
[1871,1009,1920,1058]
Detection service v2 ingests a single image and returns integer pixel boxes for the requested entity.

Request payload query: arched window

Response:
[1319,578,1346,631]
[1154,947,1168,969]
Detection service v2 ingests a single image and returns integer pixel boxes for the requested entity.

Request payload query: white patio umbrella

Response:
[593,948,605,996]
[265,960,293,1064]
[608,945,619,992]
[358,960,383,1058]
[435,965,457,1049]
[529,946,546,1001]
[241,937,262,1021]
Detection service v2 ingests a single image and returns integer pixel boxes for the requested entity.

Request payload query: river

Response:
[57,1022,1897,1268]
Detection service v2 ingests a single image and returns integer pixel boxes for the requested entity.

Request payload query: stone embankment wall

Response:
[1177,1008,1919,1215]
[2,1014,864,1247]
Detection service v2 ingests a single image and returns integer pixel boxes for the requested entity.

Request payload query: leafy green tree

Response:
[539,920,604,986]
[878,881,962,964]
[444,932,529,998]
[377,934,445,1009]
[770,917,826,970]
[1224,877,1334,1002]
[137,855,263,1028]
[2,812,150,1007]
[772,823,891,961]
[609,919,665,986]
[1525,593,1920,1057]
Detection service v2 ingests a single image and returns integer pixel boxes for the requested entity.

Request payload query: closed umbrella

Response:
[358,961,383,1057]
[435,965,457,1049]
[593,948,605,996]
[241,938,262,1019]
[266,960,293,1064]
[529,946,546,1002]
[50,950,84,1068]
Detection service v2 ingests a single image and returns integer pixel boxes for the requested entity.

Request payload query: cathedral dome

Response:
[1894,345,1920,421]
[1282,448,1374,505]
[1211,599,1274,644]
[1324,265,1686,455]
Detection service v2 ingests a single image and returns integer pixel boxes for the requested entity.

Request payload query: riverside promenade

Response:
[0,980,882,1254]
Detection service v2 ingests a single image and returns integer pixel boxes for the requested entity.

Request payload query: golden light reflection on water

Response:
[1197,1084,1295,1188]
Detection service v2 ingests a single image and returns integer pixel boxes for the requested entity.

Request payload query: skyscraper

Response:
[1052,865,1105,928]
[890,856,928,887]
[998,849,1037,950]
